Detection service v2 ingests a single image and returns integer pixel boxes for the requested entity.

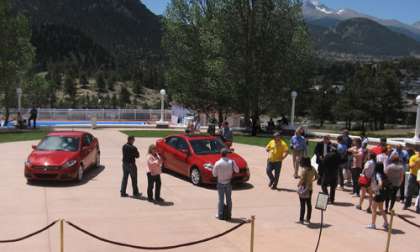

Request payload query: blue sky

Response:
[141,0,420,25]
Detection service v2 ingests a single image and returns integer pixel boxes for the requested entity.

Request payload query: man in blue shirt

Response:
[336,136,348,188]
[291,127,307,179]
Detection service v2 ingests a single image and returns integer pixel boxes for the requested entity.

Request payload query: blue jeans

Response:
[266,161,282,188]
[217,183,232,218]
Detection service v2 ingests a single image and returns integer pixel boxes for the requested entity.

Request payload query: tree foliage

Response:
[163,0,312,128]
[0,0,34,108]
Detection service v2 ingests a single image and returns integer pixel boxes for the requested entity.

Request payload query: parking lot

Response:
[0,128,419,252]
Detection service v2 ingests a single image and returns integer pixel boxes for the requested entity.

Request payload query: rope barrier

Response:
[65,219,249,250]
[0,220,59,243]
[397,214,420,229]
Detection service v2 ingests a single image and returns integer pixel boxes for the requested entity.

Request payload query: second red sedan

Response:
[156,134,250,185]
[24,131,100,183]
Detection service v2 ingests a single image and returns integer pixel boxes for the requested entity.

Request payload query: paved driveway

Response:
[0,128,418,252]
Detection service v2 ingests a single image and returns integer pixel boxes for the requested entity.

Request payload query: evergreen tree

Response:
[0,0,35,108]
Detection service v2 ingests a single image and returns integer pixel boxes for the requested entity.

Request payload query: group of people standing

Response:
[120,136,164,202]
[314,131,420,230]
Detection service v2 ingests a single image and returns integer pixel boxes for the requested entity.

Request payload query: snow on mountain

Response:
[303,0,420,41]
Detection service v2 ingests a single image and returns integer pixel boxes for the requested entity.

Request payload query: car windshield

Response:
[37,136,80,152]
[190,139,225,155]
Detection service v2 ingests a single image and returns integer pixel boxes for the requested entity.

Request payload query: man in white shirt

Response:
[212,148,239,220]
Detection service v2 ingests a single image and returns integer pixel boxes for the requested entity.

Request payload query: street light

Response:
[291,91,298,127]
[16,88,23,112]
[414,95,420,141]
[159,89,166,123]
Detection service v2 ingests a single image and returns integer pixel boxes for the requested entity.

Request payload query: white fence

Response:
[3,108,172,122]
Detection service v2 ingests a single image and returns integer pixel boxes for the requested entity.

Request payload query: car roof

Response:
[47,131,88,137]
[168,133,215,141]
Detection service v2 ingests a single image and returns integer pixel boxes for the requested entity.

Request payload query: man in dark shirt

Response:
[121,136,140,197]
[28,106,38,129]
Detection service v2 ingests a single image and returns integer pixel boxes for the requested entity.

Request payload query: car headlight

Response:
[203,163,214,171]
[62,160,77,169]
[25,160,32,167]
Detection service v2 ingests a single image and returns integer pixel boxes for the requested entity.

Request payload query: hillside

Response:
[308,18,420,57]
[11,0,162,67]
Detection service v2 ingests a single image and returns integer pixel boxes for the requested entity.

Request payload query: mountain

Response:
[308,18,420,57]
[303,0,420,43]
[11,0,162,67]
[414,21,420,30]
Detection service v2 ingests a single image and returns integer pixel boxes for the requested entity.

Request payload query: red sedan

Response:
[156,134,250,185]
[24,131,100,182]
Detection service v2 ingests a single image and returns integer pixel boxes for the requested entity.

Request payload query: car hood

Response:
[195,153,247,168]
[28,151,79,166]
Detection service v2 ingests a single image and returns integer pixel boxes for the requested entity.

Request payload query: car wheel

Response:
[26,179,34,185]
[190,167,201,186]
[95,152,100,168]
[77,166,84,182]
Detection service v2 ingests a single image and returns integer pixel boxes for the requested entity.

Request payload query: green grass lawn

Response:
[121,130,316,156]
[0,130,49,143]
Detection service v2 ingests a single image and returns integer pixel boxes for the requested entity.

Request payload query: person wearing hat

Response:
[265,132,289,189]
[212,148,239,220]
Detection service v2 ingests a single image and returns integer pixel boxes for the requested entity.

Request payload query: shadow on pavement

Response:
[306,223,332,229]
[27,165,105,187]
[276,188,297,193]
[154,200,175,207]
[332,202,354,207]
[226,217,249,224]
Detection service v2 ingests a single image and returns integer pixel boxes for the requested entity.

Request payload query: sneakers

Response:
[120,193,129,197]
[367,208,372,214]
[367,224,376,229]
[383,223,389,230]
[356,205,362,210]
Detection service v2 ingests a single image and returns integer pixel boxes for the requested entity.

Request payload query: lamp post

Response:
[414,95,420,141]
[16,88,23,112]
[291,91,298,127]
[159,89,166,123]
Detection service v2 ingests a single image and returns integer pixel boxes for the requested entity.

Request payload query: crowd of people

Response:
[301,130,419,229]
[120,125,420,227]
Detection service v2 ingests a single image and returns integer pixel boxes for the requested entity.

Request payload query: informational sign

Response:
[315,192,329,211]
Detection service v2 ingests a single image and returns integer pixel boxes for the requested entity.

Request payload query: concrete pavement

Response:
[0,128,418,252]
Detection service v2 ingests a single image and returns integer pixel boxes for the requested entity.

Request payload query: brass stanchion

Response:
[385,210,395,252]
[60,219,64,252]
[250,216,255,252]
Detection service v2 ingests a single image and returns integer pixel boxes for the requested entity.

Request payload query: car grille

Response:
[33,166,60,171]
[34,174,58,179]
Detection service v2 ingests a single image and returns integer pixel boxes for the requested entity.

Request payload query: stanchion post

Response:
[250,215,255,252]
[385,210,395,252]
[60,219,64,252]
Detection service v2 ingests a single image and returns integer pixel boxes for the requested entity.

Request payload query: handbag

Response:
[298,185,310,199]
[358,174,371,187]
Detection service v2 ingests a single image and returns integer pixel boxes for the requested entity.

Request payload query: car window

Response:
[82,135,92,146]
[190,138,225,155]
[166,137,178,148]
[37,136,80,152]
[176,138,189,151]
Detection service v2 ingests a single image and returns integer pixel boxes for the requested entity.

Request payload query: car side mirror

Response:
[32,145,37,150]
[181,149,190,155]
